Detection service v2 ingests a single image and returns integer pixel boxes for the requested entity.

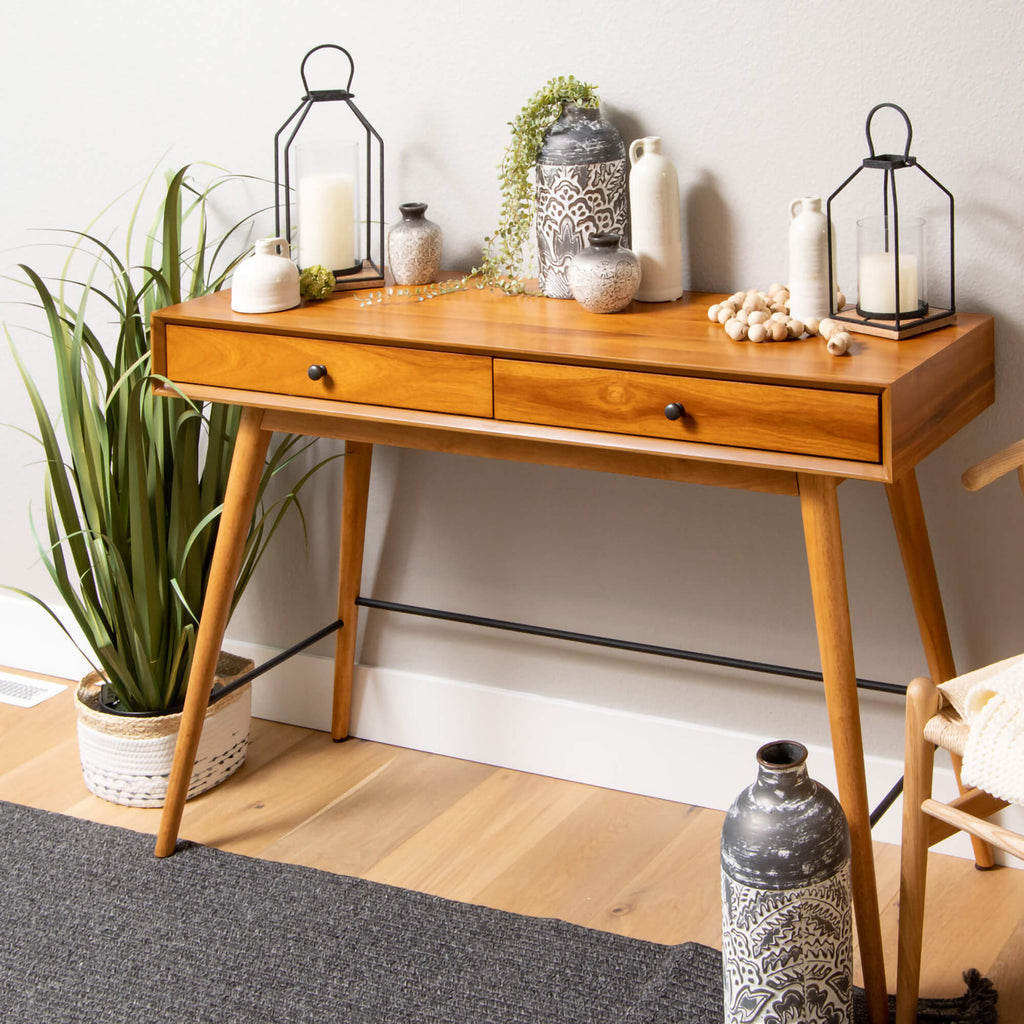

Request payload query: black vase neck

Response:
[558,101,600,122]
[399,202,427,221]
[538,102,624,166]
[752,740,815,804]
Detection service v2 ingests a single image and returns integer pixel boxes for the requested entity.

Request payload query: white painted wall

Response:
[2,1,1023,851]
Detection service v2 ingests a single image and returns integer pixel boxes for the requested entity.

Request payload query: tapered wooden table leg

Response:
[154,408,272,858]
[886,470,956,683]
[886,470,995,867]
[798,473,888,1024]
[331,441,373,741]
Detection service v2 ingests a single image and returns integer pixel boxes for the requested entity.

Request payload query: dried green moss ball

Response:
[300,265,336,301]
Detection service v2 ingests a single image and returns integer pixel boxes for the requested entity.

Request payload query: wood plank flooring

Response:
[2,673,1022,1017]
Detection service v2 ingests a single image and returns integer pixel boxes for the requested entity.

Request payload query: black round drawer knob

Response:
[307,364,327,381]
[664,401,686,421]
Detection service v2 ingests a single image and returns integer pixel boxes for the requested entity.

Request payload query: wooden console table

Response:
[150,286,993,1024]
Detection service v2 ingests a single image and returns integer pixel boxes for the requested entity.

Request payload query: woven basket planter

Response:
[75,652,254,808]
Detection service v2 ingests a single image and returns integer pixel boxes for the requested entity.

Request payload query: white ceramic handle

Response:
[790,198,804,219]
[629,138,644,167]
[255,236,292,258]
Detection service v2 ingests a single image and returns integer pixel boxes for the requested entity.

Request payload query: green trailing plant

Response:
[354,74,599,307]
[5,165,332,713]
[476,74,599,293]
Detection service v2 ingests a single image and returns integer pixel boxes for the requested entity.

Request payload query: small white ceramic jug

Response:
[787,197,830,324]
[628,136,684,302]
[231,237,301,314]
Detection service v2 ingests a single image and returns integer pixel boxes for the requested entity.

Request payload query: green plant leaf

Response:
[5,166,337,711]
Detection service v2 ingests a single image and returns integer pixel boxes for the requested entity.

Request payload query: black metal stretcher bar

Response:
[355,596,905,695]
[214,617,345,699]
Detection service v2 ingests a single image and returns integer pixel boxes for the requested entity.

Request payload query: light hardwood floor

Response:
[2,670,1022,1018]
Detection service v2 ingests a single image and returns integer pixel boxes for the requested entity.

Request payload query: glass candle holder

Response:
[295,140,361,274]
[856,216,926,319]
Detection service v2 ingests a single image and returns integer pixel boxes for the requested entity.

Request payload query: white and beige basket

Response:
[74,652,254,808]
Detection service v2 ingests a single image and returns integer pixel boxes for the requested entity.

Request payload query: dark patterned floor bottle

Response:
[720,741,853,1024]
[535,102,628,299]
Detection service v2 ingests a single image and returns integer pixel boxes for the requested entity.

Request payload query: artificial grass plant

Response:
[6,165,331,712]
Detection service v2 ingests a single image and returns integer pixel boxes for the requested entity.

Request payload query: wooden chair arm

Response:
[962,437,1024,492]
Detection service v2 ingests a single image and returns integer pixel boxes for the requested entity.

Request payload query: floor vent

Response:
[0,672,67,708]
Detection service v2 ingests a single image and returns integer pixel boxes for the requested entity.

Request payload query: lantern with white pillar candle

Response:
[274,44,384,289]
[826,103,955,339]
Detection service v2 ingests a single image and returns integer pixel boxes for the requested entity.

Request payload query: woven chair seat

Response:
[923,670,975,757]
[925,656,1024,760]
[923,705,968,757]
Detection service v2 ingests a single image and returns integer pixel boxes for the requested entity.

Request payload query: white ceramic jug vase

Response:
[788,196,831,324]
[231,237,301,314]
[628,136,684,302]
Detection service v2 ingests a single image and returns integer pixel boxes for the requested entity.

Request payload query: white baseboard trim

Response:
[4,593,1015,863]
[232,638,992,859]
[0,593,95,680]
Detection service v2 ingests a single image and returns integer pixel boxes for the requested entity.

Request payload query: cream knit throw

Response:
[939,653,1024,806]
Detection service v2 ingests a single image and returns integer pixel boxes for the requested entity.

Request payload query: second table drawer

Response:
[493,360,880,462]
[165,326,494,417]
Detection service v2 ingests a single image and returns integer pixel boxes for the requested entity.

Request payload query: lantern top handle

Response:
[299,44,355,99]
[864,103,914,166]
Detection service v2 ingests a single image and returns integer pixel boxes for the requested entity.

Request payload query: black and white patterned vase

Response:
[567,233,640,313]
[720,741,853,1024]
[387,203,442,286]
[535,103,629,299]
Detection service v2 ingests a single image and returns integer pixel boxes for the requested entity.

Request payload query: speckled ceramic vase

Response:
[720,740,853,1024]
[566,233,640,313]
[387,202,442,286]
[535,102,629,299]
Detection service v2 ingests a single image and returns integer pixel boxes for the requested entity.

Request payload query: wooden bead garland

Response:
[827,333,852,356]
[818,318,852,356]
[708,286,850,356]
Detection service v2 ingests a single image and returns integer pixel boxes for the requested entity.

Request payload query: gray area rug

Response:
[0,800,995,1023]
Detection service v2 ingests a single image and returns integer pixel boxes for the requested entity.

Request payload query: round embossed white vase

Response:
[567,233,641,314]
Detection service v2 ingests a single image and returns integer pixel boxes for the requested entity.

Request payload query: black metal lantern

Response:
[826,103,955,339]
[274,44,385,288]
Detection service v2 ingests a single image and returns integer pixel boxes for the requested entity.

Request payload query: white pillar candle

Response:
[857,251,919,314]
[298,173,355,271]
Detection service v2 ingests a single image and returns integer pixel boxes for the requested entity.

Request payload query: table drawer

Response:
[493,360,880,462]
[164,326,493,417]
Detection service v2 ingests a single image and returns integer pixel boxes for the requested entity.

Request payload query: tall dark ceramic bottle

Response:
[535,103,629,299]
[720,741,853,1024]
